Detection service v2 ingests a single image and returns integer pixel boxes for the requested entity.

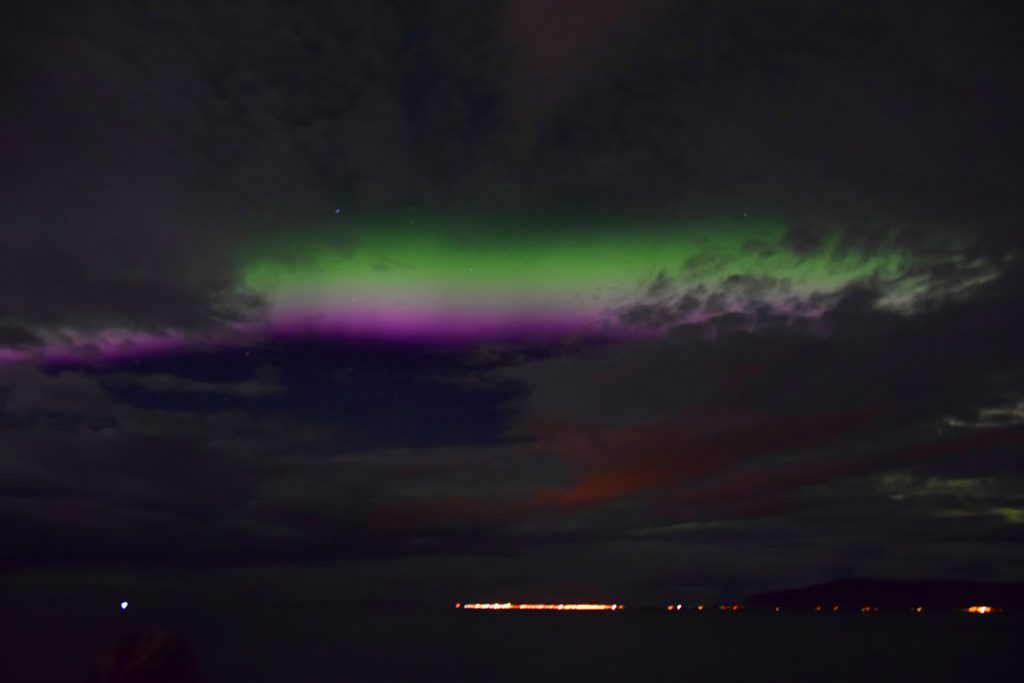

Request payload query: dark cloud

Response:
[0,324,41,349]
[1,1,502,340]
[501,0,672,135]
[465,263,1024,590]
[100,371,282,398]
[524,409,872,507]
[505,264,1024,430]
[7,267,1022,595]
[1,0,1022,602]
[0,358,554,570]
[4,1,1022,343]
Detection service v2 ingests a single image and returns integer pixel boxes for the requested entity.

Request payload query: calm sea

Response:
[1,601,1018,682]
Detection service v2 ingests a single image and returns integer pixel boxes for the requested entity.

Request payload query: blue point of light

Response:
[120,601,128,610]
[334,208,341,214]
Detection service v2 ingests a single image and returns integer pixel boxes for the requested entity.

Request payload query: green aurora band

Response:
[238,213,917,340]
[0,213,986,364]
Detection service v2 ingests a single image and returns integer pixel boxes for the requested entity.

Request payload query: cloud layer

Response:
[1,0,1022,601]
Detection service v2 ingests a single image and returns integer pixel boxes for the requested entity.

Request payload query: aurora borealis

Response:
[2,212,953,363]
[2,3,1023,678]
[240,214,911,338]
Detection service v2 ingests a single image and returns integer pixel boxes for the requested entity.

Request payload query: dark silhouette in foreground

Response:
[92,631,199,683]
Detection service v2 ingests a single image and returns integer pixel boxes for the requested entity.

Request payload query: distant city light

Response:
[457,603,621,611]
[965,605,998,614]
[452,602,1000,614]
[119,601,128,610]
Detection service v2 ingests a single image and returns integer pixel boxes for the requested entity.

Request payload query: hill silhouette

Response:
[745,578,1024,610]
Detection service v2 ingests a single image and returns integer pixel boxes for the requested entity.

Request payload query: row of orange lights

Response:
[456,603,623,611]
[965,605,999,614]
[456,602,1000,613]
[670,605,998,614]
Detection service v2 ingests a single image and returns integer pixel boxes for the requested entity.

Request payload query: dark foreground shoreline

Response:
[1,601,1018,682]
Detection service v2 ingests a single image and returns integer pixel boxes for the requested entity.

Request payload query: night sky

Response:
[1,0,1023,606]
